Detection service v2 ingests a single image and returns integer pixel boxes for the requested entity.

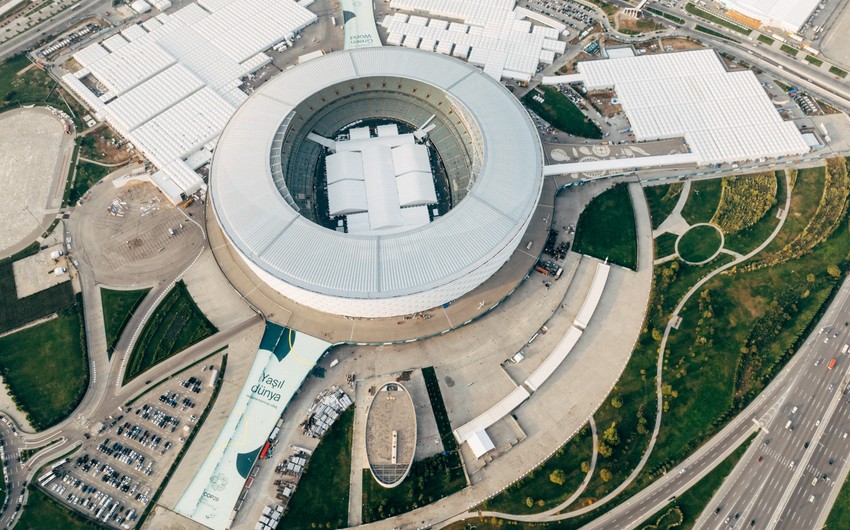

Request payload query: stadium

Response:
[209,47,544,318]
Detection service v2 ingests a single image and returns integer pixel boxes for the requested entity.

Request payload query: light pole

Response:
[22,205,49,234]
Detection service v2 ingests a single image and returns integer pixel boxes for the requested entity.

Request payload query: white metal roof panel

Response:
[525,325,584,392]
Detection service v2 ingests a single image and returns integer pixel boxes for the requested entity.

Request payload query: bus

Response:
[828,358,837,370]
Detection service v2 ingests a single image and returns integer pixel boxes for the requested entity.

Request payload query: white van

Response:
[786,419,793,430]
[843,344,849,354]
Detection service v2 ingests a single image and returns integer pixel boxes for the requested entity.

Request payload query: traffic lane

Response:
[0,0,107,61]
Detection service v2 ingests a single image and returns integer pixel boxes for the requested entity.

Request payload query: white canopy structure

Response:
[719,0,818,32]
[62,0,316,202]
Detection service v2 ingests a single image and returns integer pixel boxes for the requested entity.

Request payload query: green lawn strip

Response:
[806,55,824,67]
[637,432,756,529]
[18,486,102,530]
[362,451,467,523]
[0,303,88,430]
[655,232,678,260]
[643,183,683,230]
[123,280,217,383]
[69,161,112,204]
[0,55,86,128]
[681,179,722,225]
[647,7,684,24]
[677,225,722,263]
[780,44,799,56]
[421,367,460,456]
[756,34,774,45]
[482,425,593,513]
[694,25,738,41]
[723,172,784,255]
[825,465,850,528]
[573,183,637,270]
[684,4,751,35]
[830,66,849,79]
[521,85,603,139]
[100,287,151,358]
[763,166,824,254]
[639,205,850,487]
[0,260,75,334]
[284,408,354,529]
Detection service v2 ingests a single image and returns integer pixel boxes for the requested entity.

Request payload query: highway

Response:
[695,285,850,530]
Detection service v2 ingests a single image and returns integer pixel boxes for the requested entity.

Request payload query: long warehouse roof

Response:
[210,47,544,300]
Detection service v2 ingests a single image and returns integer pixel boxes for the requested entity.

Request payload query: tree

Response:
[611,395,623,409]
[526,497,534,508]
[581,461,590,473]
[652,328,663,342]
[549,469,566,485]
[597,442,613,457]
[602,422,620,446]
[828,265,842,279]
[599,468,612,482]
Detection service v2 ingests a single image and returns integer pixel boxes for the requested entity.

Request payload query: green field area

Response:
[101,287,150,358]
[655,232,678,259]
[684,4,751,34]
[831,66,849,78]
[483,425,592,513]
[756,34,774,45]
[362,367,467,522]
[681,179,723,225]
[825,467,850,529]
[806,55,824,67]
[573,183,637,270]
[643,183,682,229]
[0,254,76,334]
[647,7,685,24]
[780,44,799,56]
[694,25,737,41]
[521,86,603,139]
[0,307,88,430]
[282,407,353,529]
[69,161,112,204]
[638,434,755,529]
[0,55,86,127]
[124,280,216,383]
[764,167,824,253]
[18,487,102,530]
[722,172,784,255]
[677,225,722,263]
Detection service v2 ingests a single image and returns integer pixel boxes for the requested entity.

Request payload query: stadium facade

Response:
[209,47,544,318]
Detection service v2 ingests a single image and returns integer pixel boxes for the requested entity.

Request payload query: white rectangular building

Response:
[719,0,818,33]
[62,0,316,203]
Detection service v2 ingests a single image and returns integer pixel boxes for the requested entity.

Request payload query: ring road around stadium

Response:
[210,47,543,318]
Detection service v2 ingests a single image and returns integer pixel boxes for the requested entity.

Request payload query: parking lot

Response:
[39,366,219,529]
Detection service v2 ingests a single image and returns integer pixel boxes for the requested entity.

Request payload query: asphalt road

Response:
[695,285,850,530]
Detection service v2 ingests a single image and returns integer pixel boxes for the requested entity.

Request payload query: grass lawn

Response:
[637,433,756,529]
[69,161,112,204]
[0,260,75,334]
[282,408,354,529]
[647,7,684,24]
[780,44,799,56]
[684,4,751,35]
[0,308,88,430]
[482,425,592,513]
[124,280,216,383]
[101,287,150,358]
[643,183,682,230]
[806,55,824,67]
[694,25,738,41]
[0,55,86,127]
[18,486,103,530]
[681,179,722,225]
[830,66,849,79]
[757,34,774,45]
[763,167,824,254]
[573,183,637,270]
[724,172,784,255]
[825,468,850,529]
[655,232,679,259]
[521,86,602,139]
[677,225,722,263]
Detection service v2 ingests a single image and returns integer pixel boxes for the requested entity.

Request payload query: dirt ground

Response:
[617,14,663,34]
[587,89,623,118]
[80,125,134,165]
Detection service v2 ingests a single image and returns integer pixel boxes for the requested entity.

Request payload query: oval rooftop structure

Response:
[365,382,417,488]
[209,47,543,318]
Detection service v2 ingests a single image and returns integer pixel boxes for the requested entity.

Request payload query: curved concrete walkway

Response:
[445,170,791,526]
[675,223,725,266]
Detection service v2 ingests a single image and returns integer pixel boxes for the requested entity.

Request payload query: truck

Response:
[828,358,837,370]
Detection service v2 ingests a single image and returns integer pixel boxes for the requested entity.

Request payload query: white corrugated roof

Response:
[720,0,818,32]
[211,48,543,300]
